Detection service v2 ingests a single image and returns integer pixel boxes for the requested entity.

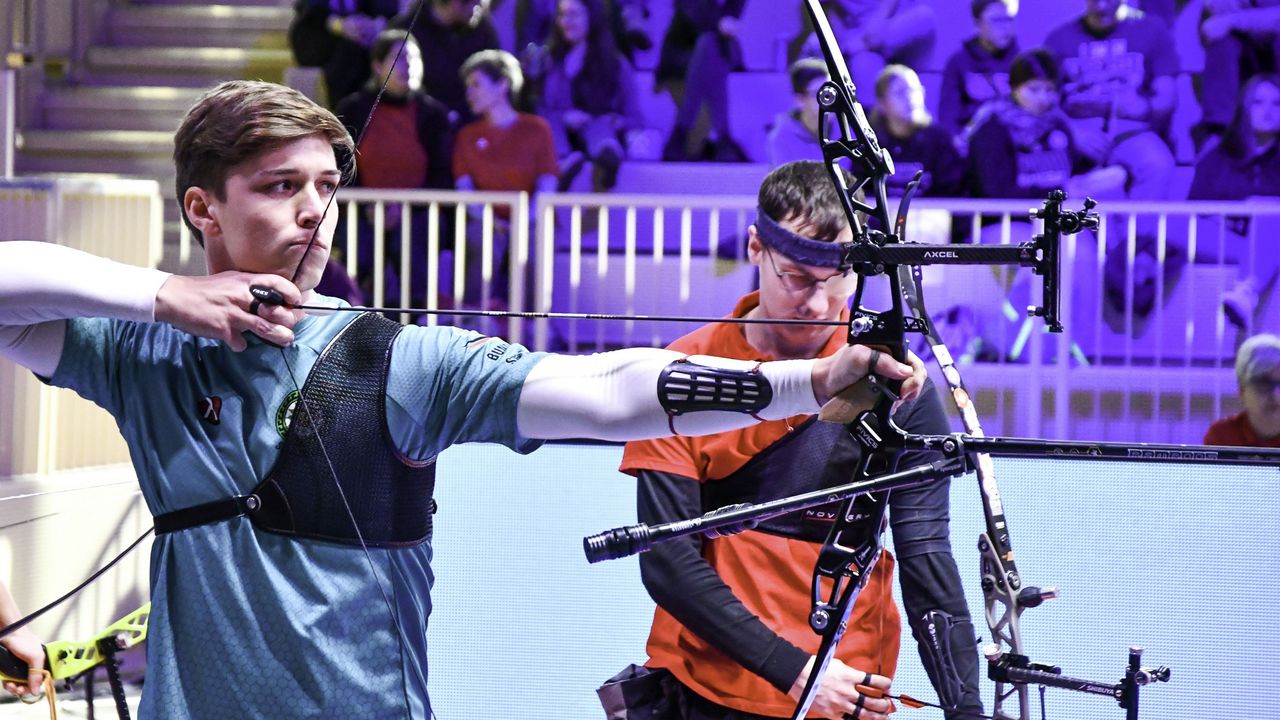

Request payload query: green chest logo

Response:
[275,390,300,438]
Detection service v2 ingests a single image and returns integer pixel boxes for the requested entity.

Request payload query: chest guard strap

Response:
[702,417,869,544]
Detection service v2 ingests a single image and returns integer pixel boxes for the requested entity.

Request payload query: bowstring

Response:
[279,0,433,704]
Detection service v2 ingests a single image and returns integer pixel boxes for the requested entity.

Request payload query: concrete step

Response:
[16,129,174,179]
[103,4,291,49]
[40,86,206,131]
[81,46,292,87]
[18,129,173,156]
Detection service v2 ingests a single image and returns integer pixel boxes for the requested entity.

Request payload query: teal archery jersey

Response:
[44,302,546,719]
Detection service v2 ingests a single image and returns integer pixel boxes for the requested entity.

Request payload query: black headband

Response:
[754,209,847,269]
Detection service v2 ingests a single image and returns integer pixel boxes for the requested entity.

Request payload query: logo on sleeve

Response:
[197,396,223,425]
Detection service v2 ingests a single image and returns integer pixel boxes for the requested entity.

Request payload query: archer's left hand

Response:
[898,351,927,403]
[812,345,924,406]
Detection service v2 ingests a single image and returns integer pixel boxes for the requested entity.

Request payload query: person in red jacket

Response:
[1205,333,1280,448]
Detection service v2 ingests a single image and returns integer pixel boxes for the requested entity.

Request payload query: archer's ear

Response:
[746,227,764,266]
[183,187,219,241]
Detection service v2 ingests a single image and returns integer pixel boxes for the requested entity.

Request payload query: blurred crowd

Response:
[288,0,1280,336]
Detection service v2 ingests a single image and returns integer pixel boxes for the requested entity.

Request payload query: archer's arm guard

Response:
[658,356,773,418]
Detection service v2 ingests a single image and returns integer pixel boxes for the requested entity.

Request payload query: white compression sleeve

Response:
[0,241,170,376]
[515,347,818,441]
[0,241,169,325]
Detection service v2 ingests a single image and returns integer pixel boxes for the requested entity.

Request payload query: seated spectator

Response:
[394,0,501,122]
[938,0,1019,150]
[1193,0,1280,152]
[524,0,645,192]
[289,0,402,107]
[335,30,455,306]
[1045,0,1183,334]
[517,0,653,60]
[766,58,829,167]
[454,50,558,304]
[966,49,1127,201]
[610,0,655,57]
[966,49,1127,352]
[870,65,966,198]
[657,0,749,162]
[1044,0,1177,202]
[1205,333,1280,448]
[1188,73,1280,330]
[797,0,937,108]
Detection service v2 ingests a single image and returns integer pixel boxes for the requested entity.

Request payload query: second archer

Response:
[610,161,986,720]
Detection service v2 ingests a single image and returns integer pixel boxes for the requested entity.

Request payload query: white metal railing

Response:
[334,187,529,342]
[533,192,760,351]
[171,190,1280,444]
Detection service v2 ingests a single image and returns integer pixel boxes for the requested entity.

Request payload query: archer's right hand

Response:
[789,657,895,720]
[155,273,302,351]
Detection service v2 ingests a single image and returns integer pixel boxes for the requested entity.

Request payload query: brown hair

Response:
[371,29,418,65]
[173,80,355,245]
[459,49,523,104]
[757,160,860,242]
[789,57,829,95]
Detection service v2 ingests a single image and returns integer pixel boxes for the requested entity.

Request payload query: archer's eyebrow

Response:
[255,167,342,179]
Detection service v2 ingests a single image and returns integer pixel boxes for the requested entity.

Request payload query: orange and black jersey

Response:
[621,292,982,718]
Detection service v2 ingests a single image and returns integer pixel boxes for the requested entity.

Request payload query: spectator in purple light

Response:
[516,0,654,60]
[870,65,966,198]
[1205,333,1280,448]
[1044,0,1177,202]
[965,50,1127,350]
[1188,73,1280,330]
[1045,0,1182,334]
[289,0,402,107]
[657,0,750,162]
[524,0,645,191]
[334,30,454,306]
[766,58,828,167]
[393,0,500,122]
[938,0,1019,150]
[1193,0,1280,152]
[454,50,558,304]
[966,49,1127,201]
[797,0,937,109]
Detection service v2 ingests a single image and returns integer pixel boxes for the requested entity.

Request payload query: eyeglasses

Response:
[1247,377,1280,395]
[764,247,852,296]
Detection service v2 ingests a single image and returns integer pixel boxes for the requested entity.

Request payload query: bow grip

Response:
[818,343,905,424]
[0,643,43,683]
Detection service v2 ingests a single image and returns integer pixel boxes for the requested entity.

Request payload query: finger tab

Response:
[856,684,888,699]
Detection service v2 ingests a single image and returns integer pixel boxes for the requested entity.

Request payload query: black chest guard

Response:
[251,312,437,548]
[702,417,868,544]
